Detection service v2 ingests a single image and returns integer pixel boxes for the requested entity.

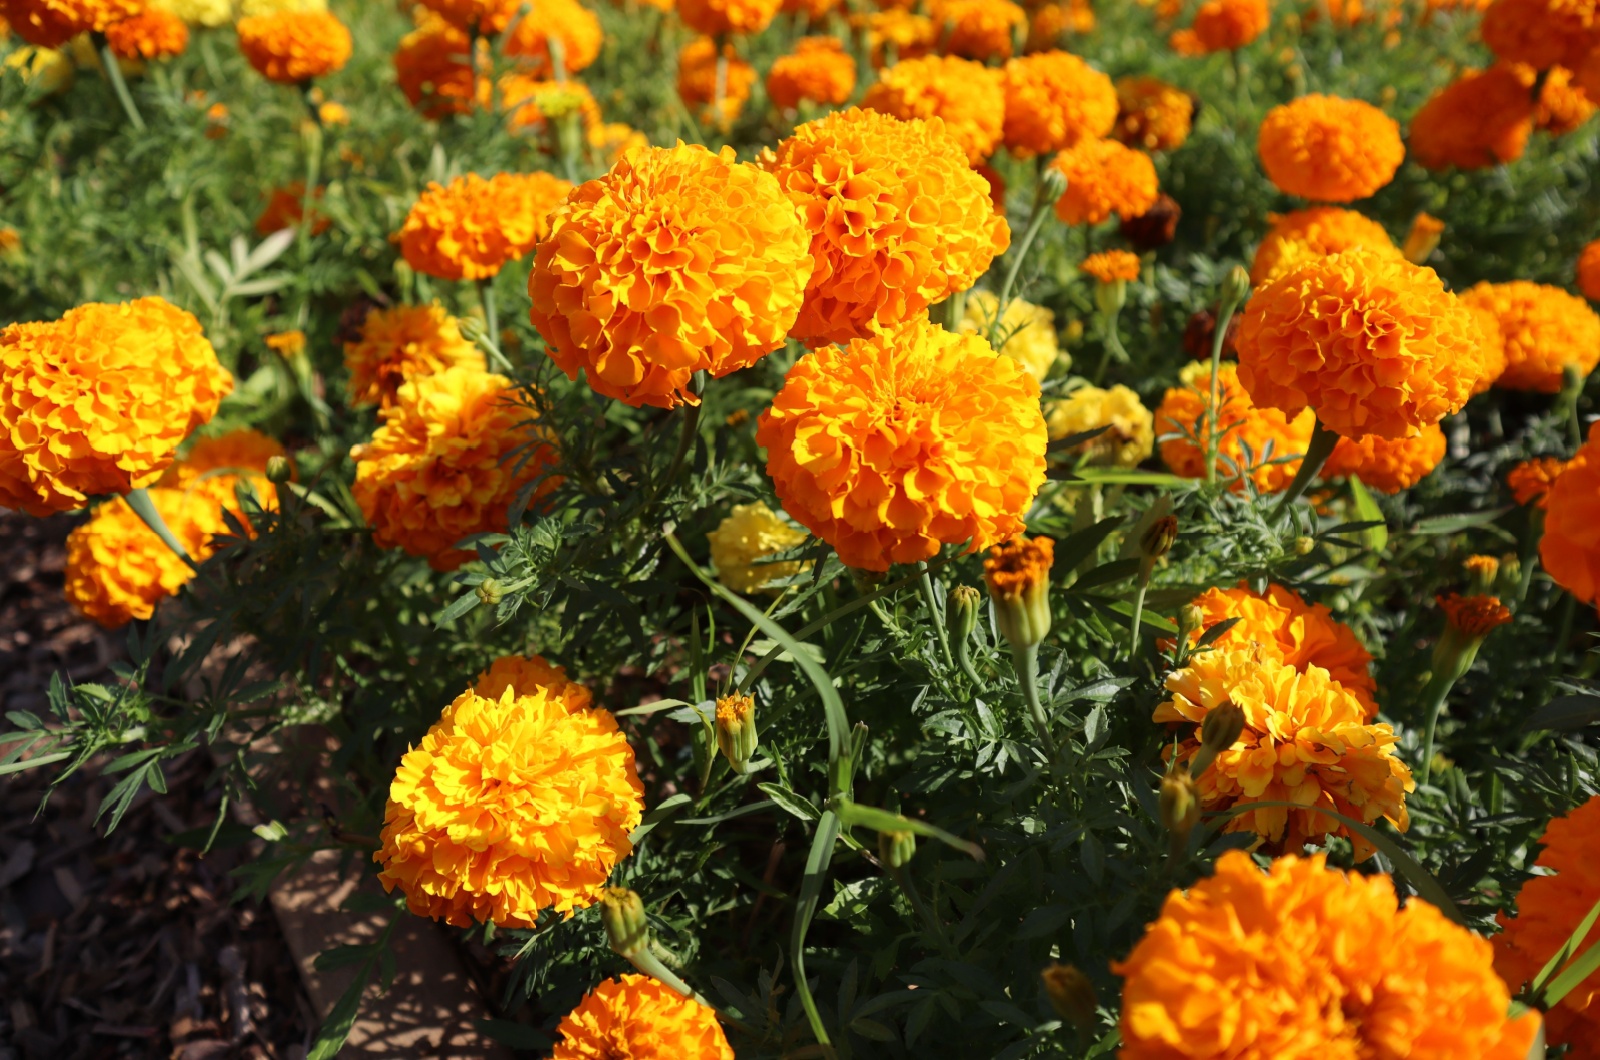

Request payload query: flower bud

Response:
[1190,700,1245,779]
[983,536,1055,653]
[264,455,293,485]
[1176,602,1205,646]
[1094,275,1127,318]
[1039,166,1068,201]
[1497,553,1521,595]
[457,315,489,347]
[1159,769,1200,844]
[1139,515,1178,564]
[879,828,916,870]
[1464,554,1499,594]
[714,692,758,774]
[1221,264,1251,312]
[1041,963,1097,1030]
[947,585,981,646]
[1294,535,1316,556]
[476,578,504,607]
[1402,212,1445,265]
[1119,193,1181,252]
[599,887,648,959]
[1432,593,1512,682]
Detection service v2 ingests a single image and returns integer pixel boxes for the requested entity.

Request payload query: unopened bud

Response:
[264,455,293,484]
[1041,963,1097,1031]
[715,692,758,774]
[1139,515,1178,563]
[1190,700,1245,779]
[1221,264,1252,310]
[983,536,1055,652]
[458,315,488,346]
[1094,276,1126,318]
[599,887,648,959]
[1177,602,1205,646]
[1498,553,1521,594]
[1401,212,1445,265]
[1159,769,1200,844]
[879,829,916,870]
[947,585,981,645]
[1294,535,1316,556]
[476,578,504,607]
[1464,554,1500,594]
[1039,166,1067,201]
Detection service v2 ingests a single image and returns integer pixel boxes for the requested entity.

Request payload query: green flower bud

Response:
[476,578,504,607]
[599,887,648,959]
[1221,264,1252,311]
[879,829,916,870]
[1094,276,1127,318]
[947,585,981,646]
[1294,535,1316,556]
[714,693,758,774]
[983,536,1055,653]
[1190,700,1245,779]
[264,455,293,485]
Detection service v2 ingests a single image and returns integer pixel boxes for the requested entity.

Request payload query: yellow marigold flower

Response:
[999,51,1117,159]
[1257,94,1403,202]
[929,0,1026,60]
[959,290,1062,382]
[587,122,649,167]
[235,0,325,15]
[1510,455,1571,508]
[105,8,188,59]
[473,652,592,714]
[1112,75,1194,152]
[1482,0,1599,72]
[64,489,219,629]
[0,298,231,515]
[160,427,285,522]
[2,0,141,46]
[861,55,1005,165]
[552,975,733,1059]
[1237,248,1486,439]
[318,100,348,125]
[1117,851,1544,1058]
[1437,591,1513,637]
[1026,0,1095,51]
[1541,422,1600,603]
[757,317,1047,571]
[531,144,811,409]
[4,44,75,95]
[503,0,602,78]
[767,108,1009,347]
[351,367,560,571]
[1496,794,1600,1059]
[1045,384,1153,468]
[854,8,937,67]
[255,182,329,237]
[1459,280,1600,393]
[678,0,780,35]
[1154,649,1412,859]
[373,682,643,928]
[1410,66,1536,171]
[1049,137,1159,226]
[708,502,810,594]
[1322,422,1446,494]
[1248,207,1398,286]
[344,304,484,410]
[1157,360,1315,492]
[1578,240,1600,302]
[153,0,229,25]
[675,37,755,126]
[400,171,572,283]
[236,10,351,84]
[1189,0,1269,51]
[394,21,488,119]
[766,36,856,111]
[1080,250,1140,284]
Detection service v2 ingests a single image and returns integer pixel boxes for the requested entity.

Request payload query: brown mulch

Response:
[0,513,314,1060]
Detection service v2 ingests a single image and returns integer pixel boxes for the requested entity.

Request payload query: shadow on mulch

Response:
[1,513,314,1060]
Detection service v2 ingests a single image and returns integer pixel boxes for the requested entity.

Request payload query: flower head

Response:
[1402,212,1446,265]
[501,0,601,77]
[255,183,329,237]
[929,0,1026,60]
[106,8,188,58]
[678,0,781,35]
[999,51,1117,159]
[1190,0,1269,51]
[1437,592,1513,638]
[236,10,351,83]
[1116,851,1543,1058]
[1080,250,1140,284]
[473,653,592,714]
[959,290,1062,382]
[757,317,1047,571]
[675,37,755,125]
[0,298,232,515]
[767,36,856,110]
[1322,422,1447,494]
[1112,75,1194,151]
[1511,456,1573,508]
[1249,207,1399,286]
[1459,281,1600,393]
[400,171,572,282]
[1046,385,1154,468]
[530,144,812,409]
[552,975,733,1060]
[854,8,937,67]
[64,490,218,628]
[2,0,142,46]
[587,122,648,167]
[344,304,485,410]
[708,502,810,594]
[159,0,231,24]
[984,534,1054,650]
[1533,63,1596,134]
[501,76,601,135]
[160,428,286,523]
[394,20,487,119]
[265,329,306,360]
[1410,66,1536,171]
[1257,95,1404,202]
[1049,137,1159,226]
[1541,424,1600,603]
[766,108,1009,347]
[1026,0,1095,50]
[1156,360,1315,492]
[1579,239,1600,302]
[1482,0,1599,71]
[861,55,1005,164]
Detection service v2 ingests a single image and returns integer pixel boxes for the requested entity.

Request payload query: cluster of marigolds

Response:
[4,0,1600,1052]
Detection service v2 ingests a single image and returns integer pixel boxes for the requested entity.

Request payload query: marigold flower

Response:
[1482,0,1599,72]
[929,0,1026,60]
[1156,360,1315,493]
[1237,248,1487,439]
[999,51,1117,159]
[351,367,559,570]
[1189,0,1269,51]
[160,428,286,523]
[1049,137,1159,226]
[344,304,485,409]
[264,329,306,360]
[1080,250,1140,284]
[782,0,839,18]
[500,76,601,134]
[1322,422,1447,494]
[861,55,1005,164]
[64,489,218,629]
[766,36,856,111]
[757,317,1047,571]
[552,975,733,1059]
[1112,75,1193,151]
[959,290,1062,382]
[854,8,936,67]
[1579,239,1600,301]
[1459,281,1600,393]
[394,21,487,119]
[1509,456,1572,508]
[374,682,642,928]
[0,298,231,515]
[1533,63,1597,134]
[1437,592,1513,638]
[235,0,325,15]
[767,108,1009,347]
[1579,46,1600,99]
[1411,66,1536,172]
[1541,422,1600,603]
[1046,384,1154,468]
[2,0,141,46]
[3,44,75,94]
[157,0,231,25]
[708,502,810,594]
[1248,207,1398,286]
[1257,95,1403,202]
[400,171,572,283]
[105,8,188,59]
[500,0,602,77]
[1026,0,1095,50]
[587,122,649,167]
[531,145,810,409]
[1496,794,1600,1058]
[678,0,780,34]
[675,37,755,126]
[984,534,1054,650]
[236,10,351,83]
[473,652,592,714]
[1117,851,1543,1058]
[255,183,329,237]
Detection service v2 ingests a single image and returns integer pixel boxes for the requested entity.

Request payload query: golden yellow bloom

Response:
[1322,422,1447,494]
[1189,0,1269,51]
[1117,851,1543,1058]
[3,45,75,95]
[501,0,602,77]
[374,682,643,928]
[1249,207,1399,286]
[675,37,755,126]
[64,490,219,629]
[105,8,188,59]
[160,428,285,523]
[236,10,351,83]
[317,100,349,125]
[1080,250,1140,284]
[1026,0,1095,50]
[264,329,306,360]
[1579,239,1600,301]
[1049,137,1159,226]
[929,0,1025,60]
[531,144,812,409]
[3,0,141,46]
[235,0,325,15]
[1510,456,1572,508]
[1045,385,1154,468]
[1156,360,1315,493]
[678,0,780,34]
[708,503,810,594]
[1237,248,1487,439]
[153,0,230,25]
[351,367,560,571]
[757,317,1047,571]
[1459,280,1600,393]
[400,171,572,283]
[999,51,1117,159]
[1410,66,1535,171]
[394,21,488,119]
[473,652,592,714]
[766,36,856,111]
[1257,95,1403,202]
[767,108,1009,347]
[861,55,1004,165]
[586,122,648,166]
[0,298,231,515]
[959,290,1062,382]
[344,304,485,410]
[1482,0,1599,72]
[854,8,937,67]
[552,975,733,1059]
[1112,75,1194,152]
[1541,423,1600,603]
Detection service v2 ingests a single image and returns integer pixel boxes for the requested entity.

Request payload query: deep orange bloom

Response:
[1579,46,1600,100]
[2,0,141,46]
[983,535,1054,600]
[394,20,487,119]
[1026,0,1095,51]
[782,0,840,18]
[400,171,573,282]
[861,55,1005,164]
[1541,422,1600,603]
[1080,250,1140,283]
[255,183,329,237]
[501,0,602,77]
[1464,300,1511,395]
[344,303,486,409]
[1409,66,1536,171]
[1580,239,1600,301]
[678,0,781,35]
[1322,423,1447,494]
[1533,63,1598,134]
[1459,280,1600,393]
[999,51,1118,159]
[1156,360,1315,493]
[159,428,285,524]
[929,0,1027,60]
[757,318,1047,571]
[675,37,755,126]
[1437,592,1513,637]
[64,489,219,629]
[766,36,856,110]
[552,975,733,1059]
[1481,0,1599,72]
[1249,207,1399,286]
[1509,456,1571,508]
[1049,137,1159,226]
[1258,95,1403,202]
[1112,75,1194,152]
[105,8,188,59]
[1190,0,1269,51]
[236,10,351,83]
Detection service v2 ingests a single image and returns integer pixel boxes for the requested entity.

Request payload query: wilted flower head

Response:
[999,51,1118,159]
[1046,385,1154,468]
[766,36,856,111]
[708,503,810,595]
[64,490,218,628]
[400,171,573,282]
[959,290,1062,382]
[1458,281,1600,393]
[551,974,734,1059]
[862,55,1005,164]
[236,10,352,83]
[1249,207,1399,286]
[1257,95,1404,202]
[1156,360,1315,493]
[1049,137,1160,226]
[1321,423,1447,494]
[344,303,486,410]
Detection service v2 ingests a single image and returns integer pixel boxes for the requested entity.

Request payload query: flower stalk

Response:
[1205,266,1252,484]
[1272,417,1341,517]
[93,33,147,131]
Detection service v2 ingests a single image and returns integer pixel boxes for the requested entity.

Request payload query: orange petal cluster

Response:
[1540,422,1600,603]
[1409,66,1536,171]
[1190,0,1269,51]
[1458,280,1600,393]
[1508,456,1571,508]
[552,975,734,1060]
[928,0,1026,60]
[236,10,352,83]
[1579,239,1600,301]
[982,534,1054,599]
[1464,300,1511,394]
[678,0,781,35]
[256,183,329,237]
[1080,250,1140,283]
[106,8,188,59]
[854,8,937,68]
[473,653,592,714]
[159,428,286,524]
[1112,75,1194,152]
[676,37,756,125]
[64,489,219,629]
[1248,207,1399,286]
[344,303,486,410]
[766,36,856,110]
[861,55,1005,164]
[394,21,488,119]
[1481,0,1599,72]
[501,77,602,135]
[400,171,573,282]
[999,50,1117,159]
[1257,94,1404,202]
[1155,360,1315,493]
[1437,592,1513,637]
[1049,137,1159,226]
[501,0,603,77]
[1,0,142,46]
[1321,422,1447,494]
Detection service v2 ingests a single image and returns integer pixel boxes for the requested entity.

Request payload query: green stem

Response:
[124,487,198,570]
[95,34,146,131]
[297,121,324,265]
[1204,293,1245,485]
[627,945,716,1010]
[1091,310,1127,385]
[1271,418,1341,518]
[1013,645,1055,755]
[1129,577,1150,660]
[990,179,1056,347]
[792,810,841,1058]
[1417,669,1455,786]
[478,278,499,342]
[919,561,955,673]
[1559,364,1584,453]
[954,635,983,689]
[642,375,704,516]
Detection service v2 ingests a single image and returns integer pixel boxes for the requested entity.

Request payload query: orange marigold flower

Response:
[351,367,560,570]
[1080,249,1140,283]
[105,8,188,59]
[64,489,219,629]
[394,21,488,119]
[2,0,141,46]
[1249,207,1399,286]
[1156,360,1315,493]
[1460,280,1600,393]
[1322,422,1447,494]
[1154,649,1412,859]
[999,51,1117,159]
[264,329,306,360]
[929,0,1026,61]
[983,534,1054,598]
[675,36,755,126]
[1026,0,1095,51]
[400,171,572,282]
[678,0,781,35]
[1509,456,1570,508]
[502,0,602,77]
[1465,300,1511,395]
[1117,850,1543,1058]
[1168,27,1205,55]
[1049,137,1159,226]
[552,975,733,1060]
[1236,248,1487,439]
[782,0,840,19]
[766,108,1009,347]
[861,55,1005,164]
[854,8,937,67]
[501,76,601,134]
[1409,66,1536,171]
[531,144,812,409]
[473,652,592,714]
[1496,794,1600,1059]
[1534,63,1597,134]
[1112,75,1194,152]
[160,428,285,523]
[0,298,232,515]
[1482,0,1600,72]
[756,317,1047,571]
[236,10,351,83]
[344,303,485,409]
[1437,592,1513,637]
[587,121,649,166]
[255,182,329,237]
[1402,211,1446,265]
[1257,94,1403,202]
[1190,0,1269,51]
[1579,239,1600,301]
[1540,422,1600,603]
[766,36,856,111]
[1578,46,1600,99]
[373,681,643,928]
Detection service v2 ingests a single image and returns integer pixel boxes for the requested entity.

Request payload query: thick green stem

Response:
[627,945,714,1008]
[95,35,146,131]
[1559,364,1585,453]
[1272,418,1341,518]
[1013,644,1055,755]
[1092,310,1127,385]
[124,488,198,570]
[919,561,955,673]
[990,178,1056,347]
[954,636,984,689]
[1417,670,1456,786]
